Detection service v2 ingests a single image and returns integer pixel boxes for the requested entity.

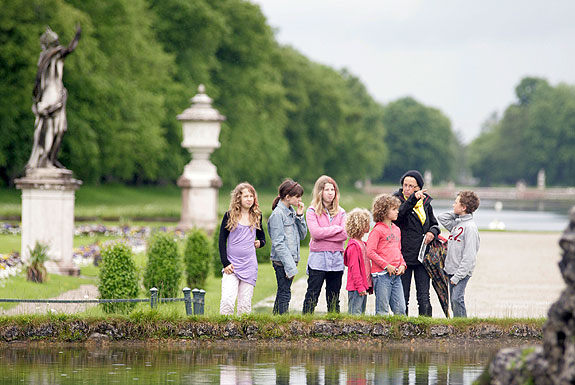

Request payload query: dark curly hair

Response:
[372,194,400,223]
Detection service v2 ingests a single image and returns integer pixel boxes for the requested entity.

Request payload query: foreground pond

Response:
[0,340,533,384]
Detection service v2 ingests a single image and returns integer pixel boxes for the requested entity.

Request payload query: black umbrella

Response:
[419,236,450,318]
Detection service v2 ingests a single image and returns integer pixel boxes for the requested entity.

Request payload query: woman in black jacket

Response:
[393,170,440,316]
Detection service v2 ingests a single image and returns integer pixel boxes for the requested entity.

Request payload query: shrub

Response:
[143,232,181,298]
[27,241,49,283]
[98,242,139,314]
[183,228,211,288]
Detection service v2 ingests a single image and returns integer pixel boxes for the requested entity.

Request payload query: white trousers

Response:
[220,272,254,315]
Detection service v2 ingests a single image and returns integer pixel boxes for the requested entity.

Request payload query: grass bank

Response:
[0,185,378,220]
[0,313,544,342]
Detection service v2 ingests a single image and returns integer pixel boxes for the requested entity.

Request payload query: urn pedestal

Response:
[176,85,225,234]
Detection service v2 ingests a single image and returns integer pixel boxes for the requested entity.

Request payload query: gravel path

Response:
[1,284,99,316]
[254,231,565,318]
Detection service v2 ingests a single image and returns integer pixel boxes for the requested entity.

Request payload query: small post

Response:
[150,287,158,309]
[192,288,205,315]
[198,289,205,315]
[183,287,192,316]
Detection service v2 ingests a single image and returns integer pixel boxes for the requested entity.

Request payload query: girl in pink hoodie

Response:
[302,175,347,314]
[343,208,372,315]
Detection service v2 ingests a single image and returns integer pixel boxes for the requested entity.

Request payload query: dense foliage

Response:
[143,232,182,298]
[380,97,457,183]
[98,242,139,314]
[183,228,211,288]
[469,77,575,186]
[0,0,462,187]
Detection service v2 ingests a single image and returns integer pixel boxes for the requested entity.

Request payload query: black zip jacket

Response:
[392,189,440,265]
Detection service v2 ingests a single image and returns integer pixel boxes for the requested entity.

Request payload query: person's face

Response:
[322,183,336,206]
[453,195,467,215]
[402,176,420,197]
[387,206,399,221]
[286,195,301,208]
[240,188,254,210]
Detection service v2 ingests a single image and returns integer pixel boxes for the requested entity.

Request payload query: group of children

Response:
[218,176,480,318]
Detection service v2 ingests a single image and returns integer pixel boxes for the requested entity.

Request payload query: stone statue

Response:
[26,25,81,170]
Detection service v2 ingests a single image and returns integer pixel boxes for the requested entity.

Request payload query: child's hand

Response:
[396,265,406,275]
[359,291,367,296]
[296,201,305,216]
[223,264,234,275]
[386,265,397,275]
[254,240,261,248]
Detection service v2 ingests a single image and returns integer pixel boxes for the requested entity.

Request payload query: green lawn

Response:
[0,185,379,220]
[0,184,376,316]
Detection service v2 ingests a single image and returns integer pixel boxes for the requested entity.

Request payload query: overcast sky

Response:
[251,0,575,143]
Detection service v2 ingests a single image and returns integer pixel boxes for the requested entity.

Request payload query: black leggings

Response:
[302,268,343,314]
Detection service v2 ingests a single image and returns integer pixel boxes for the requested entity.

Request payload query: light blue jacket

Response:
[438,212,480,284]
[268,201,308,278]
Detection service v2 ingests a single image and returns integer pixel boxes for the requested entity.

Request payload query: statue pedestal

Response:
[177,160,221,234]
[15,168,82,276]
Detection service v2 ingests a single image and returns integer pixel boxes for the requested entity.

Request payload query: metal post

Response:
[150,287,158,309]
[183,287,192,316]
[197,289,205,315]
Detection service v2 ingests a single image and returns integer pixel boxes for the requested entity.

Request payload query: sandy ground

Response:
[1,232,564,318]
[255,231,565,318]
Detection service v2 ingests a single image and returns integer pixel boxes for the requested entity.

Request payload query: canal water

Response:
[431,199,572,232]
[0,340,533,384]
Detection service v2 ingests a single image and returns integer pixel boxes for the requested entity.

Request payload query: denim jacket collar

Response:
[278,200,295,217]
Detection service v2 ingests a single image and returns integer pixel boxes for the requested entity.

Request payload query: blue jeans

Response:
[347,291,367,315]
[449,275,470,317]
[372,273,406,315]
[273,263,293,315]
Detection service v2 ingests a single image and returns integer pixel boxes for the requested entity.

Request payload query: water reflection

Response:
[0,341,529,384]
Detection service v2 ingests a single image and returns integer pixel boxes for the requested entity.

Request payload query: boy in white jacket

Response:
[438,191,480,317]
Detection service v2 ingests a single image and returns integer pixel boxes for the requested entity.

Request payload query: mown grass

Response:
[0,274,96,310]
[0,185,380,220]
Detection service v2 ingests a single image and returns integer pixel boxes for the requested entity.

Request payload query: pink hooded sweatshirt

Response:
[306,207,347,252]
[344,238,372,293]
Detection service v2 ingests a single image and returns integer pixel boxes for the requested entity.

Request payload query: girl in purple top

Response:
[219,182,266,315]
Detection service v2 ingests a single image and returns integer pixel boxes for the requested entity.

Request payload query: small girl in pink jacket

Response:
[343,208,372,315]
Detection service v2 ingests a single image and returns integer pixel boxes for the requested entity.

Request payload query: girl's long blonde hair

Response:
[226,182,262,231]
[310,175,340,216]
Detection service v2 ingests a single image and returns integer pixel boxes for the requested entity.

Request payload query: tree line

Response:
[1,0,570,188]
[469,77,575,187]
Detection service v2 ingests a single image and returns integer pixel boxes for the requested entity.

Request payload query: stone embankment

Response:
[0,318,542,343]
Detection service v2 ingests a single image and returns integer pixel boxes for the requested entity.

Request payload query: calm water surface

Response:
[432,199,572,231]
[0,341,533,384]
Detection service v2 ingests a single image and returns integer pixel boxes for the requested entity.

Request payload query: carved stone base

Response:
[177,173,221,235]
[15,167,82,276]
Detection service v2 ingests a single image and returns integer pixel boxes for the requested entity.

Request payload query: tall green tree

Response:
[381,97,456,183]
[469,77,575,186]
